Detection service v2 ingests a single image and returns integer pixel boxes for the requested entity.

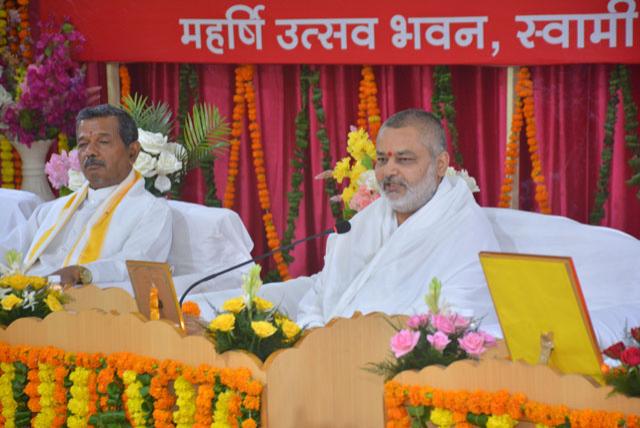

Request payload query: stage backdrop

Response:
[86,64,640,277]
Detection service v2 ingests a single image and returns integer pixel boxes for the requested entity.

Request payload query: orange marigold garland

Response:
[385,381,639,427]
[357,65,381,141]
[16,0,31,62]
[223,64,289,279]
[498,66,551,214]
[119,64,131,104]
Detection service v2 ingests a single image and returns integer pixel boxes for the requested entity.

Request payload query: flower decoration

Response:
[2,21,87,146]
[206,264,303,361]
[0,251,70,326]
[368,278,496,380]
[602,326,640,397]
[44,149,82,195]
[134,128,185,195]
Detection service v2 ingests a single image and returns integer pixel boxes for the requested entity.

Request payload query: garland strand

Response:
[590,65,620,224]
[619,65,640,198]
[119,64,131,104]
[498,96,523,208]
[0,134,15,189]
[280,65,313,264]
[431,65,463,167]
[16,0,31,63]
[311,73,342,220]
[222,66,245,208]
[357,65,381,141]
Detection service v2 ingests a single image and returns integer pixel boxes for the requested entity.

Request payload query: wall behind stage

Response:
[86,63,640,277]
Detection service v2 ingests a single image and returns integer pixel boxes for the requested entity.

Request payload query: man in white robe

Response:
[0,104,172,285]
[293,109,500,326]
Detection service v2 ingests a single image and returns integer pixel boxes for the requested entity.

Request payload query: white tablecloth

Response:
[0,189,42,237]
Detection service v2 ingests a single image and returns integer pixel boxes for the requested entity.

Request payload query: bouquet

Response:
[0,251,69,326]
[602,326,640,397]
[368,278,496,380]
[206,265,303,361]
[44,149,84,195]
[2,21,87,146]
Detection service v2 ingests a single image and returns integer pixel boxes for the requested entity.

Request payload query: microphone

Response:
[179,220,351,304]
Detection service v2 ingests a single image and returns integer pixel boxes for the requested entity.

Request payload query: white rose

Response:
[156,150,182,175]
[154,175,171,193]
[67,169,87,191]
[133,151,157,177]
[357,169,380,193]
[0,84,13,111]
[137,129,168,154]
[166,142,188,162]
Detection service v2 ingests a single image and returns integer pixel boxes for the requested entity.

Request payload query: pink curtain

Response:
[86,63,640,275]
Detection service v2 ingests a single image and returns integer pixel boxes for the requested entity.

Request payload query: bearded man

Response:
[0,104,172,286]
[295,108,500,327]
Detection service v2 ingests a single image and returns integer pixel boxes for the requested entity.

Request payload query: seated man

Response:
[295,108,500,326]
[0,104,172,285]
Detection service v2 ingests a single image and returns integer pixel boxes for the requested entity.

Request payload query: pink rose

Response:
[450,314,470,331]
[407,314,429,329]
[427,331,451,352]
[480,331,497,347]
[349,185,380,212]
[458,332,486,357]
[45,152,70,189]
[431,314,455,335]
[390,329,421,358]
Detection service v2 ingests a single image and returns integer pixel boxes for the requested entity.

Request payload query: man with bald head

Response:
[296,108,500,326]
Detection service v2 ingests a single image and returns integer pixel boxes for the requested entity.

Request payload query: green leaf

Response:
[182,103,230,171]
[121,93,174,136]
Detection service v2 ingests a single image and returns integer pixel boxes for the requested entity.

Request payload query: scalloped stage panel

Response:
[64,285,138,314]
[393,358,640,414]
[264,312,401,428]
[0,310,266,383]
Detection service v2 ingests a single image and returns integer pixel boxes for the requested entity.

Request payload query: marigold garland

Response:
[16,0,31,62]
[498,66,551,214]
[385,381,639,428]
[0,344,262,428]
[223,64,290,280]
[119,64,131,104]
[357,65,381,141]
[0,134,15,189]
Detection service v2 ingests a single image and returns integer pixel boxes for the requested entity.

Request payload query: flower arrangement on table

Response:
[0,250,69,326]
[368,278,496,381]
[44,93,230,196]
[207,265,303,361]
[602,326,640,397]
[1,21,87,146]
[324,127,481,219]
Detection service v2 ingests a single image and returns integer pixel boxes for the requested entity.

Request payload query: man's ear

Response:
[436,151,450,177]
[128,141,141,165]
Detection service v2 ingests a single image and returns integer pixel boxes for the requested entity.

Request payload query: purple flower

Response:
[427,331,451,352]
[407,314,429,329]
[430,313,456,335]
[390,329,421,358]
[458,332,487,357]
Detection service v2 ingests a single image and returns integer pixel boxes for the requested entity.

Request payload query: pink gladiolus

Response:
[407,314,429,329]
[427,331,451,352]
[390,329,421,358]
[431,313,456,335]
[458,332,486,357]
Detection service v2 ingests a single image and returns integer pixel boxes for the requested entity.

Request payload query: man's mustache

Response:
[83,157,105,168]
[381,176,407,189]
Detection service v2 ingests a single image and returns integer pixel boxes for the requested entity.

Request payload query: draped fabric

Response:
[85,63,640,276]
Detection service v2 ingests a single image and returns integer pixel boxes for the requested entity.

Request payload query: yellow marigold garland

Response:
[498,67,551,213]
[173,375,197,427]
[0,134,15,189]
[119,64,131,104]
[57,132,69,153]
[123,370,146,427]
[33,363,55,428]
[0,362,17,428]
[67,366,91,428]
[0,7,8,53]
[385,381,639,428]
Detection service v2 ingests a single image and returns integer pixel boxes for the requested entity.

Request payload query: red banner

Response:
[40,0,640,64]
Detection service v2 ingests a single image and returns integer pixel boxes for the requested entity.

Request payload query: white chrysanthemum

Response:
[133,151,157,177]
[67,170,87,191]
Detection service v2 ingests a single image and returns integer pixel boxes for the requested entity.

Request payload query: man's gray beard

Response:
[379,165,439,214]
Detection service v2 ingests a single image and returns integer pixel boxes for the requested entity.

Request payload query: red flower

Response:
[620,347,640,367]
[603,342,626,360]
[631,327,640,344]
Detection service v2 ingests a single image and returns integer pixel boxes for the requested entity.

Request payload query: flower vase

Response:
[10,139,55,201]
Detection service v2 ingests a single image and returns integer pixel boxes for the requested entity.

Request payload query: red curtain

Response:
[86,63,640,276]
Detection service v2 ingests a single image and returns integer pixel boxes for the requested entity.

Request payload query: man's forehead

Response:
[77,117,118,137]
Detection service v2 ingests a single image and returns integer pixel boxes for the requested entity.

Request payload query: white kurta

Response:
[0,171,172,283]
[297,176,500,327]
